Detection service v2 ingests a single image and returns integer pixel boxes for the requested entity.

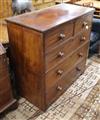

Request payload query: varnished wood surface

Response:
[46,58,86,106]
[6,3,94,32]
[74,13,93,34]
[7,23,46,110]
[7,4,94,111]
[46,42,89,90]
[45,21,74,50]
[0,44,17,114]
[45,30,91,71]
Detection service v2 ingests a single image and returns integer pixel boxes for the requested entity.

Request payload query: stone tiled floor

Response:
[1,55,100,120]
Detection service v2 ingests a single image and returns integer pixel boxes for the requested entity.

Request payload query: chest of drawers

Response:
[6,3,94,111]
[0,43,17,115]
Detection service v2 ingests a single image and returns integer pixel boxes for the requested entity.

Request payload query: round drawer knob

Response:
[57,69,63,75]
[59,33,65,40]
[58,52,64,57]
[83,22,89,30]
[78,53,83,57]
[86,25,89,30]
[81,36,86,42]
[57,86,62,91]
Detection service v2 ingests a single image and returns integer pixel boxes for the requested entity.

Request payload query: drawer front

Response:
[0,54,7,69]
[46,59,86,106]
[46,43,88,90]
[45,21,74,51]
[0,89,13,108]
[46,30,90,71]
[74,13,93,34]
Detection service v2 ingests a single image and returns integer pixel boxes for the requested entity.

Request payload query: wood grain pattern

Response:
[45,30,91,71]
[74,13,93,34]
[46,58,86,106]
[45,42,89,90]
[6,4,94,111]
[6,3,94,32]
[0,44,17,114]
[7,23,46,110]
[44,21,74,50]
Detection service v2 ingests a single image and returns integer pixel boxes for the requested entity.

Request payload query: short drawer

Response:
[45,43,88,90]
[46,30,90,71]
[0,55,7,69]
[45,21,74,50]
[74,13,93,34]
[46,59,86,106]
[0,89,13,108]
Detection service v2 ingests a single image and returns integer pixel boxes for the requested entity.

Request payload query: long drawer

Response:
[46,58,86,106]
[44,21,74,50]
[45,30,90,71]
[45,43,88,90]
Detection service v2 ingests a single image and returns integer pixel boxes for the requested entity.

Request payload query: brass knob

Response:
[76,67,81,72]
[83,22,89,29]
[59,33,65,40]
[57,86,62,91]
[57,69,63,75]
[81,36,86,42]
[58,51,64,57]
[78,53,83,57]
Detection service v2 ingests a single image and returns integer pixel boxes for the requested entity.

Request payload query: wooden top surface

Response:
[6,3,94,32]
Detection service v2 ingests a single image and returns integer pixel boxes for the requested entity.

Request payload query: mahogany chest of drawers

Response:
[6,3,94,111]
[0,43,17,115]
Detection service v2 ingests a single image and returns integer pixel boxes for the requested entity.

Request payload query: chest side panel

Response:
[7,22,46,110]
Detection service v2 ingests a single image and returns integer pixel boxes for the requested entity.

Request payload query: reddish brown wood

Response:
[45,30,91,71]
[46,58,86,106]
[45,42,89,90]
[6,4,94,32]
[6,4,94,111]
[44,21,74,50]
[74,13,94,34]
[7,23,46,110]
[0,44,17,115]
